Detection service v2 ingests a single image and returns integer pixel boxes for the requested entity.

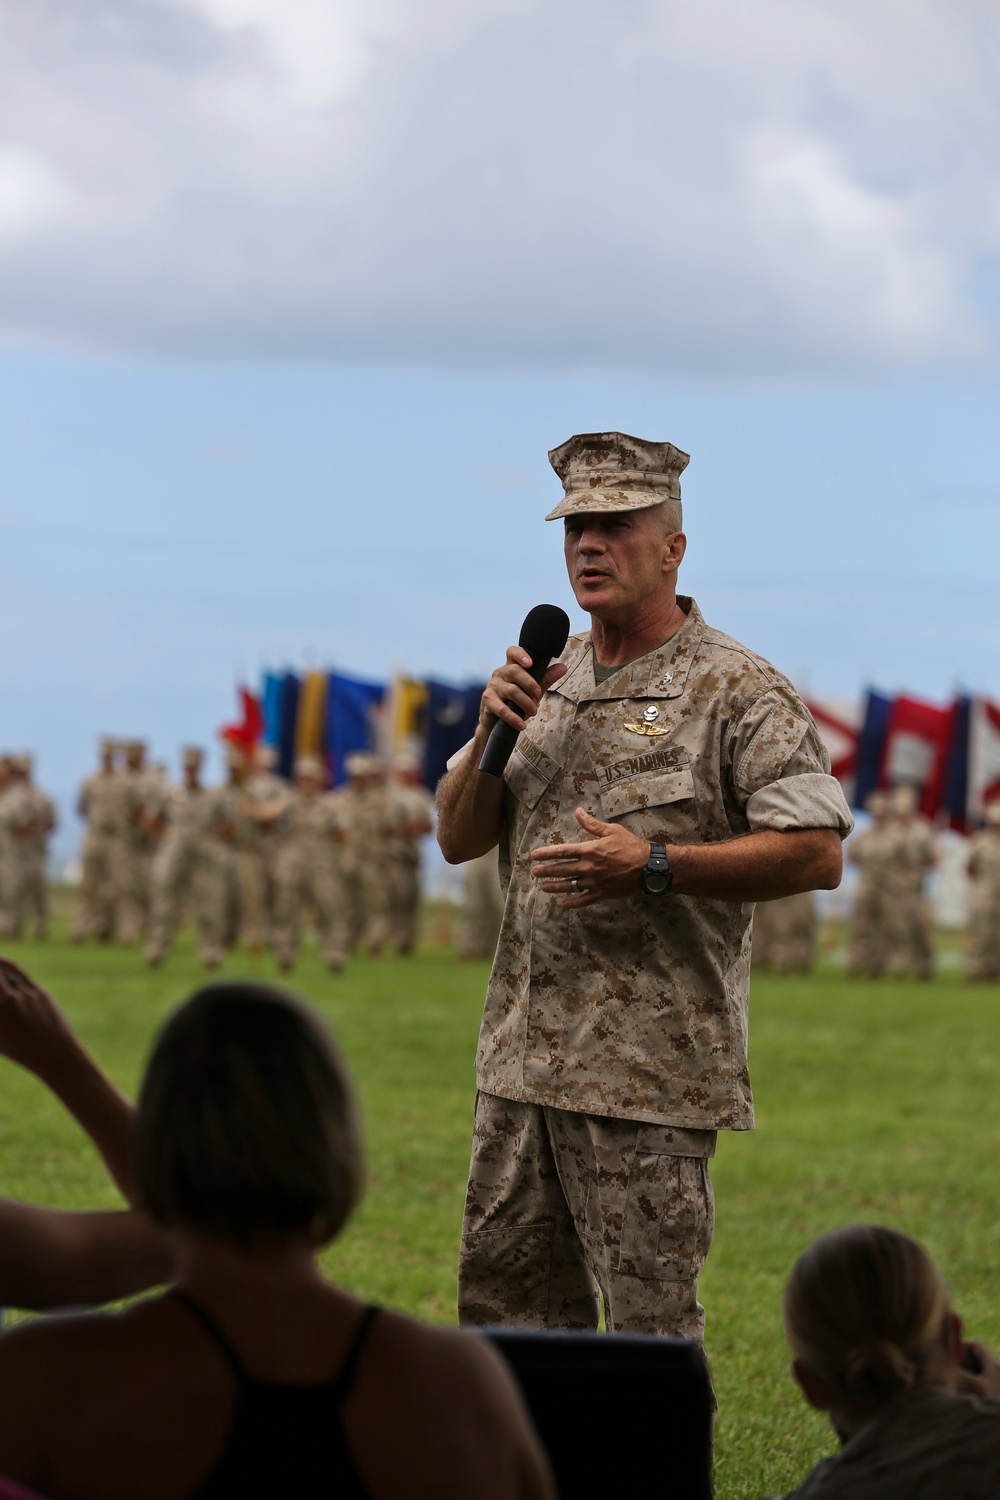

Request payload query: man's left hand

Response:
[531,808,650,907]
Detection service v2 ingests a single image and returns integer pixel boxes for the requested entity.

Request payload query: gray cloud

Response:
[0,0,998,374]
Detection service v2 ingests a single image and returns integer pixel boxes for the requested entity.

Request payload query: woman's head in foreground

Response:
[135,982,363,1248]
[784,1225,959,1415]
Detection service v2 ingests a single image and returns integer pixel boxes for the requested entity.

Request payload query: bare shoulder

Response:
[353,1312,554,1499]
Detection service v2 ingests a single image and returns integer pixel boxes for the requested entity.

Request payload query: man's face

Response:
[563,507,684,622]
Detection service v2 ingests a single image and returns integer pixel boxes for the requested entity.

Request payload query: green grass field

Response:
[2,914,998,1499]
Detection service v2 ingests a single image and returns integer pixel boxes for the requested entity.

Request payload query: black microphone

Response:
[478,604,570,778]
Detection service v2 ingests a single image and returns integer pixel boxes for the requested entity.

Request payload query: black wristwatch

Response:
[640,842,673,896]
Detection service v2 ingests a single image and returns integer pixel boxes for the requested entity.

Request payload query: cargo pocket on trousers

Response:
[618,1149,713,1282]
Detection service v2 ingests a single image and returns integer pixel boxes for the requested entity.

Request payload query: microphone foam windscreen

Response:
[518,604,571,662]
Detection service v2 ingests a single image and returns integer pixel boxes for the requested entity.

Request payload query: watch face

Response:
[642,871,671,895]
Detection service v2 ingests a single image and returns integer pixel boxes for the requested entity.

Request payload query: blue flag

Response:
[423,681,484,790]
[326,672,385,785]
[853,690,893,808]
[261,671,284,749]
[277,672,301,779]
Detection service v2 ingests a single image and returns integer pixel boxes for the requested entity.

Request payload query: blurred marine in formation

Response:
[966,801,1000,982]
[0,755,56,940]
[72,738,120,943]
[882,784,936,980]
[456,849,505,961]
[751,891,817,975]
[145,747,237,971]
[387,754,435,955]
[274,755,348,974]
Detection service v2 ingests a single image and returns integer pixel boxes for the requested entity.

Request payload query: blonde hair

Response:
[784,1225,953,1406]
[135,983,363,1248]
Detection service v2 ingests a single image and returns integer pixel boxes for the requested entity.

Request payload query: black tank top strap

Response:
[170,1288,247,1383]
[331,1304,380,1397]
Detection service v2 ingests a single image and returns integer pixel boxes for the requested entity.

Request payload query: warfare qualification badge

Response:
[625,703,669,737]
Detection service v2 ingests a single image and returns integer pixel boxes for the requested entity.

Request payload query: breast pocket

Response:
[598,764,699,843]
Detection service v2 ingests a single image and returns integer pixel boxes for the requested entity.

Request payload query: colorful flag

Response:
[277,672,301,779]
[941,695,972,832]
[386,675,428,760]
[295,670,329,761]
[326,672,385,785]
[423,681,484,790]
[221,686,264,755]
[968,695,1000,823]
[261,672,283,749]
[804,697,861,803]
[853,690,893,809]
[878,693,954,818]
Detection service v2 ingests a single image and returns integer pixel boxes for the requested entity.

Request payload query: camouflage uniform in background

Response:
[386,761,435,955]
[846,793,894,977]
[457,848,505,960]
[966,803,1000,981]
[243,746,291,944]
[882,789,936,980]
[72,743,121,942]
[0,759,33,939]
[8,757,55,940]
[455,596,854,1339]
[110,743,154,946]
[274,757,349,973]
[751,891,817,974]
[146,749,233,969]
[335,755,396,955]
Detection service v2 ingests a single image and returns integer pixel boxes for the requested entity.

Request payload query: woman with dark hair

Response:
[0,973,553,1500]
[776,1224,1000,1498]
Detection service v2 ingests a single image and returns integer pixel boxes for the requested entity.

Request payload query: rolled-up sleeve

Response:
[727,690,855,838]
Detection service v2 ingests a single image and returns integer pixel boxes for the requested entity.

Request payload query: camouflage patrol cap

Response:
[10,753,32,775]
[181,746,204,769]
[254,744,279,771]
[984,799,1000,827]
[294,754,325,781]
[224,744,247,770]
[100,736,117,755]
[344,751,370,778]
[546,431,690,521]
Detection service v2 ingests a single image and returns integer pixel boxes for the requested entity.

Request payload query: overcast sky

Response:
[1,0,999,851]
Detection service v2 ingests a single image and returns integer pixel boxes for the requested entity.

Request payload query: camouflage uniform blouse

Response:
[473,598,853,1130]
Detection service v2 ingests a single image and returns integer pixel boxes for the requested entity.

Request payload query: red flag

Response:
[968,696,1000,822]
[221,687,264,754]
[878,694,955,819]
[804,696,861,798]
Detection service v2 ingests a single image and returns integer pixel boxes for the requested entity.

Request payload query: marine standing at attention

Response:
[437,431,853,1344]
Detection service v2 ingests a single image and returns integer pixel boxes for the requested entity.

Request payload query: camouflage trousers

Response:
[72,834,116,941]
[387,860,421,954]
[458,1092,716,1341]
[885,894,933,979]
[967,891,1000,980]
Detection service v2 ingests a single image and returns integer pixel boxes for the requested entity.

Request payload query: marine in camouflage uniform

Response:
[274,755,349,974]
[71,739,121,943]
[457,849,505,960]
[0,757,32,939]
[882,784,936,980]
[1,756,56,941]
[109,740,154,946]
[846,790,894,977]
[145,747,234,969]
[386,755,435,955]
[242,744,289,945]
[751,890,817,974]
[965,800,1000,981]
[334,754,397,956]
[438,432,853,1343]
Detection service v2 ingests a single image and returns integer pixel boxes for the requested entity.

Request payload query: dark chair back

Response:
[483,1330,714,1499]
